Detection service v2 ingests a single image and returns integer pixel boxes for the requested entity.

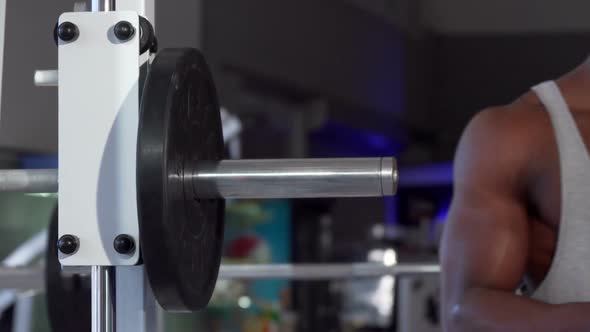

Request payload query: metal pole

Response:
[0,157,398,198]
[116,266,161,332]
[0,267,44,291]
[34,70,58,87]
[12,294,34,332]
[0,169,57,193]
[92,0,115,12]
[218,263,439,280]
[92,266,114,332]
[0,263,440,290]
[0,231,47,316]
[191,157,398,199]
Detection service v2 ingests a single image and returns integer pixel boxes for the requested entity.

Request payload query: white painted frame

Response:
[112,3,161,332]
[60,3,161,331]
[58,11,140,267]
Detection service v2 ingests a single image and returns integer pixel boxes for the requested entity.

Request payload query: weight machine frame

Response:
[75,2,159,332]
[0,1,437,331]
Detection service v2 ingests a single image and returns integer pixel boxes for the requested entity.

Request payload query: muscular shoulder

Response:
[467,93,549,142]
[454,96,551,192]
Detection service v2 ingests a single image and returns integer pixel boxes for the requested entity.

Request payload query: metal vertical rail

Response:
[92,0,116,11]
[92,266,115,332]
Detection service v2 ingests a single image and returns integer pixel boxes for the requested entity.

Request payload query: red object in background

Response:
[226,235,261,258]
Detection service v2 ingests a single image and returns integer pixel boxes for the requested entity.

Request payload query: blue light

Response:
[309,121,402,157]
[366,134,390,150]
[384,196,397,225]
[21,154,58,169]
[435,198,452,224]
[398,163,454,188]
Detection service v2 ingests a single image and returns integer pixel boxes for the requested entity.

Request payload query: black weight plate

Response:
[46,207,91,332]
[139,16,156,55]
[137,48,225,312]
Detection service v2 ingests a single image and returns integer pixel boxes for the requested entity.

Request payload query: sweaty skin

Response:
[441,59,590,332]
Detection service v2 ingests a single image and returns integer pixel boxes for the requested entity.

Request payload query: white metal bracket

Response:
[58,11,140,266]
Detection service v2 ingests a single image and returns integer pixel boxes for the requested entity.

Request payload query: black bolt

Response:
[57,235,79,255]
[114,21,135,41]
[114,234,136,255]
[57,22,79,42]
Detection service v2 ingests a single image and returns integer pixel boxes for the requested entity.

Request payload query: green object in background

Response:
[224,200,291,301]
[0,194,292,332]
[0,193,56,258]
[0,193,56,332]
[183,200,292,332]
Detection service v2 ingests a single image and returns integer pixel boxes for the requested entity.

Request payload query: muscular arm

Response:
[441,109,590,332]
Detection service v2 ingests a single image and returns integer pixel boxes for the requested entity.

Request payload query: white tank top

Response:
[530,81,590,304]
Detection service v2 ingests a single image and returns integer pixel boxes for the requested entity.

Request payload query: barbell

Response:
[0,263,440,291]
[0,157,396,198]
[5,48,400,316]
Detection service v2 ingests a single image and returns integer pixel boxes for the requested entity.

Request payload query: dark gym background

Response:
[1,0,590,331]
